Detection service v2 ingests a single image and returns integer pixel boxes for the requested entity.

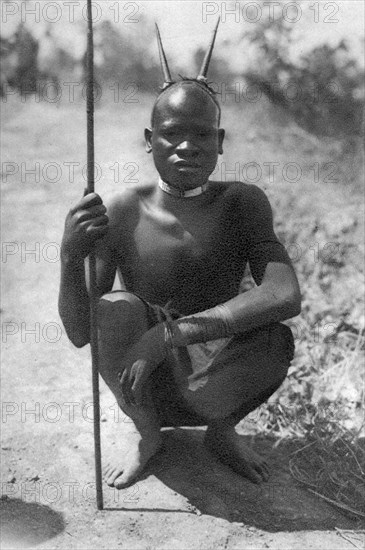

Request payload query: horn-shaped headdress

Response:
[155,23,173,89]
[197,17,220,83]
[155,18,220,89]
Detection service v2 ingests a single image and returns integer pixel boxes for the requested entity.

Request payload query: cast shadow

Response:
[0,498,65,548]
[144,428,359,532]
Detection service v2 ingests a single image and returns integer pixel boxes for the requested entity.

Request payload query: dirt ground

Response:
[1,97,363,549]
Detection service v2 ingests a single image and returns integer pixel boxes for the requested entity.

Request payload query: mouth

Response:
[174,160,201,171]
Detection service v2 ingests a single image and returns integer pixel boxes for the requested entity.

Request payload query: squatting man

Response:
[59,22,301,489]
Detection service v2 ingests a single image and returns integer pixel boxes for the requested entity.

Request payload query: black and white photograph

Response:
[1,1,364,548]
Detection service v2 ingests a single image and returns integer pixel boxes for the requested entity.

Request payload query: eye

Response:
[163,129,179,139]
[196,130,213,139]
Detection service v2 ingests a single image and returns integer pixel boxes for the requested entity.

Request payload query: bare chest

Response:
[135,201,227,268]
[117,196,246,309]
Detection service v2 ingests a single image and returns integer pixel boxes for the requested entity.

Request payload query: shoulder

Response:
[98,185,154,250]
[211,181,272,212]
[102,184,155,223]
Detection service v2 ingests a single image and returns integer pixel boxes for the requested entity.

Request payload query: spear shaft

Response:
[86,0,103,511]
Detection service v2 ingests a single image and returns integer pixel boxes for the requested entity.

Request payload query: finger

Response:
[79,215,108,231]
[132,376,143,406]
[119,371,130,405]
[91,213,109,226]
[131,364,148,405]
[120,370,135,406]
[86,225,109,240]
[70,192,103,215]
[75,205,107,223]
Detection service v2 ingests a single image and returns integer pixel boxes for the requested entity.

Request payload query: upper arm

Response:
[87,189,141,297]
[85,236,116,298]
[261,262,301,309]
[241,185,292,285]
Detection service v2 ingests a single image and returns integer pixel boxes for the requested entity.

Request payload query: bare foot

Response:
[204,423,269,484]
[103,428,162,489]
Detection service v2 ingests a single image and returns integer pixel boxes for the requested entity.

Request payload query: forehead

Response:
[153,84,219,126]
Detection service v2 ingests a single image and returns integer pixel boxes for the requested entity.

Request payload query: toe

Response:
[233,457,262,484]
[106,467,124,486]
[113,471,135,489]
[247,465,263,484]
[106,474,116,486]
[103,464,113,477]
[256,463,269,482]
[262,462,270,479]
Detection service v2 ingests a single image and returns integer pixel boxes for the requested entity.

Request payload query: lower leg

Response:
[179,324,293,482]
[203,379,286,484]
[98,291,162,488]
[204,418,270,483]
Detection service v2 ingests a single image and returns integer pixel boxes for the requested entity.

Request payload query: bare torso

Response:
[97,180,278,314]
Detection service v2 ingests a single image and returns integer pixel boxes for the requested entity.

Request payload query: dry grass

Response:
[220,99,365,521]
[289,427,365,520]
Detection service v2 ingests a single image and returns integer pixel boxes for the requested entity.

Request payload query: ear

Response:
[145,127,153,153]
[218,128,225,155]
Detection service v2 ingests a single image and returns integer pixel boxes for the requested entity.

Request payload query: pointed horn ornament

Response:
[155,23,173,88]
[197,17,220,82]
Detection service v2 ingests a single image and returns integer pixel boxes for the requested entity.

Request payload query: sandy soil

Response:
[1,98,363,549]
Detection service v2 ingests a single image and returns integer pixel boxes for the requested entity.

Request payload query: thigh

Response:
[97,291,201,426]
[180,323,294,420]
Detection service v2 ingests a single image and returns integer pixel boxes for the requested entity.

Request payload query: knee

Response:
[98,291,148,338]
[266,323,294,381]
[269,323,295,361]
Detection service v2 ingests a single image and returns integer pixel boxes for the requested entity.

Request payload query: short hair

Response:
[151,78,221,127]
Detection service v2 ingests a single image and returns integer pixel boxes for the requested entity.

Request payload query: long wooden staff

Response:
[86,0,103,510]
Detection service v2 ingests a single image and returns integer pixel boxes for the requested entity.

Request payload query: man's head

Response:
[145,80,225,190]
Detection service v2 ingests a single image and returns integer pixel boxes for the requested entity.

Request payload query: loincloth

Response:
[144,299,233,388]
[140,298,228,426]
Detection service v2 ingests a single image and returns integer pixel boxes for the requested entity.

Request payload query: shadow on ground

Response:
[140,428,360,532]
[0,498,65,549]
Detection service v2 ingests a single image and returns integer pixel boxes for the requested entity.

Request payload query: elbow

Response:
[66,326,90,348]
[58,305,90,348]
[290,299,302,318]
[282,289,302,319]
[60,319,90,349]
[71,335,89,349]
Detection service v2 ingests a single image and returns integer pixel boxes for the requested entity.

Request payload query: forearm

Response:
[58,254,90,347]
[166,282,300,348]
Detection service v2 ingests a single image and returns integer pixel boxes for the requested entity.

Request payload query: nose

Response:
[176,140,199,158]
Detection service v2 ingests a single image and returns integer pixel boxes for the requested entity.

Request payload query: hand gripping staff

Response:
[86,0,103,511]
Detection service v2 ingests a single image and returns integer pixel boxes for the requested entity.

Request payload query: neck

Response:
[158,177,208,198]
